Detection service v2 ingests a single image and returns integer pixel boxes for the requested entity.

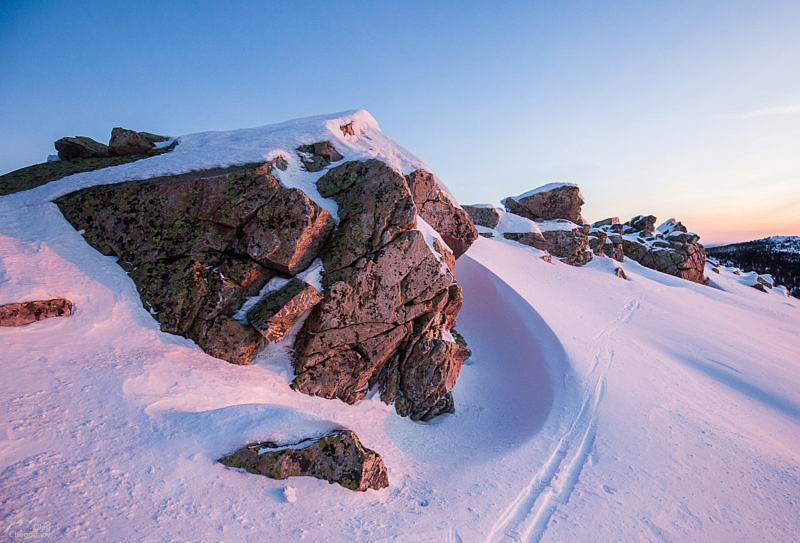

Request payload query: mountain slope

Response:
[708,236,800,297]
[1,112,799,541]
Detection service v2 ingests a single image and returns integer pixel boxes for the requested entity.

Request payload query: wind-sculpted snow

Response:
[1,113,799,540]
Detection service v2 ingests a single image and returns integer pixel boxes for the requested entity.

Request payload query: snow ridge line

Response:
[485,295,642,543]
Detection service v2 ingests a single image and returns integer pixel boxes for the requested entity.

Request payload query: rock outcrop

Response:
[624,215,657,235]
[594,216,706,283]
[540,223,594,266]
[462,204,500,229]
[54,137,111,160]
[56,148,474,420]
[56,163,335,365]
[0,299,73,326]
[502,183,584,224]
[218,429,389,491]
[109,127,155,156]
[292,159,469,421]
[405,169,478,258]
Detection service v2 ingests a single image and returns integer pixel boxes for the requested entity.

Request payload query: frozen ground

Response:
[1,112,799,541]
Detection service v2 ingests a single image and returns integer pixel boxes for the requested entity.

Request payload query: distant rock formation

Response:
[109,127,156,156]
[465,187,707,281]
[468,183,594,266]
[595,216,707,283]
[54,136,111,160]
[56,144,475,420]
[0,299,73,326]
[218,429,389,491]
[502,183,584,224]
[55,127,171,161]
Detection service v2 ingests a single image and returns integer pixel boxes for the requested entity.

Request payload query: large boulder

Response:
[218,429,389,492]
[292,160,468,420]
[54,136,110,160]
[502,183,584,224]
[405,169,478,258]
[55,163,334,365]
[109,127,156,156]
[462,204,500,229]
[0,299,73,326]
[57,155,471,420]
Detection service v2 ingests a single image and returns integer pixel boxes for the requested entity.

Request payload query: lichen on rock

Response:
[218,429,389,491]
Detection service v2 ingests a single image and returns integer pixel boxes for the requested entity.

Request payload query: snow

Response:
[510,182,579,201]
[2,116,800,541]
[494,209,543,235]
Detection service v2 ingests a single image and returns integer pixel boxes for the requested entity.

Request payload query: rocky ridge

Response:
[55,128,476,421]
[465,183,708,283]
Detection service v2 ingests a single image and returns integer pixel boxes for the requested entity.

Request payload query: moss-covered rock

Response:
[0,141,178,196]
[53,163,336,365]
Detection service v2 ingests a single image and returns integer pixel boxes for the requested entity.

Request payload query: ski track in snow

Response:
[486,295,642,543]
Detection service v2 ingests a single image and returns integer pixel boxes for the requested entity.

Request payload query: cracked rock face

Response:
[292,159,469,420]
[405,169,478,258]
[541,226,594,266]
[56,151,474,420]
[218,429,389,491]
[55,163,334,364]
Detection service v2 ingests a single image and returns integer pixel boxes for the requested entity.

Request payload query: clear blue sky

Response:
[2,0,798,243]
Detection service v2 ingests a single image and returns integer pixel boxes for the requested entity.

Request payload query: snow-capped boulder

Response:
[56,153,470,420]
[588,229,608,257]
[218,429,389,491]
[405,169,478,258]
[624,214,657,235]
[502,182,584,224]
[0,298,73,327]
[54,136,111,160]
[109,127,155,156]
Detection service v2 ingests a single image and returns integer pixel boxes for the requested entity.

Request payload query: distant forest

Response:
[708,238,800,297]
